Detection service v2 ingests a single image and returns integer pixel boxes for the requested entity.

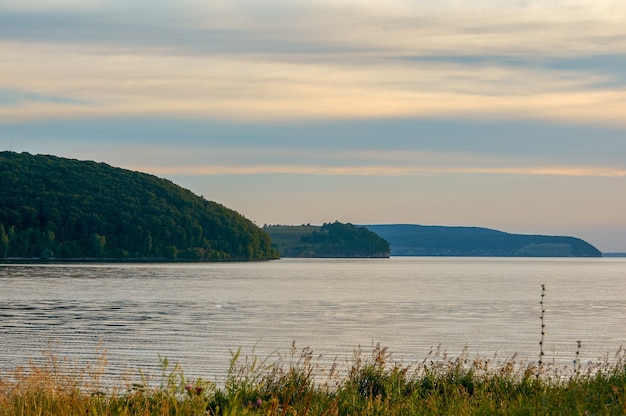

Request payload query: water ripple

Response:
[1,258,625,382]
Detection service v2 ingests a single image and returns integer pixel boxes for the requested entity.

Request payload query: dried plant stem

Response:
[538,284,546,377]
[574,340,582,376]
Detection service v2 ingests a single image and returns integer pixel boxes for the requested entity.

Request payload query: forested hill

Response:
[264,222,390,258]
[365,224,602,257]
[0,152,279,261]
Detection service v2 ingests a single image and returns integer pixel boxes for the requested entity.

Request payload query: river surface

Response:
[1,257,625,383]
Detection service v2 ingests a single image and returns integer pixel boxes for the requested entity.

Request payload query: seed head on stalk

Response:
[538,284,546,378]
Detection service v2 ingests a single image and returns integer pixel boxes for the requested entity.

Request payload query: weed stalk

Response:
[538,284,546,378]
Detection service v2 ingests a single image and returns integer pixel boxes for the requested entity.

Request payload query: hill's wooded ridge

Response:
[264,222,390,258]
[0,152,279,261]
[365,224,602,257]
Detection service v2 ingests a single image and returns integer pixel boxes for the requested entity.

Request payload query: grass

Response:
[1,343,625,415]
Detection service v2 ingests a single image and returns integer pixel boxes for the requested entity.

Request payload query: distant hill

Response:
[0,152,279,261]
[264,222,390,258]
[365,224,602,257]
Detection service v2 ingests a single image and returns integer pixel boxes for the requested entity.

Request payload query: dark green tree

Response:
[274,221,390,258]
[0,224,9,257]
[0,152,279,261]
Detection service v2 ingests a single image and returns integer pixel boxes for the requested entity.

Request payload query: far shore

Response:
[4,254,626,264]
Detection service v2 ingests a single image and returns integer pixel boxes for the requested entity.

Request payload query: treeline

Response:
[0,152,279,261]
[265,222,390,258]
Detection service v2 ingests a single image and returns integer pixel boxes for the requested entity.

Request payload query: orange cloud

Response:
[130,164,626,178]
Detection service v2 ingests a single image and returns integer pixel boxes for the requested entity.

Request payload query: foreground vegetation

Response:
[1,345,625,415]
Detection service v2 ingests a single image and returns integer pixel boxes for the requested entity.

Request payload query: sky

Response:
[1,0,626,252]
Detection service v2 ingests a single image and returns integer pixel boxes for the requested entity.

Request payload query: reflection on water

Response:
[1,258,625,382]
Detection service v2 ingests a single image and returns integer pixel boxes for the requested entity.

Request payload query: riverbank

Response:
[1,345,624,415]
[0,257,278,264]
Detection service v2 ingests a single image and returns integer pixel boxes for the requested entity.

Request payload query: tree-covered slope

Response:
[365,224,601,257]
[264,222,390,258]
[0,152,279,261]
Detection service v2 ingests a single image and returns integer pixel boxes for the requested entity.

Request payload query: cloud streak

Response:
[123,145,626,177]
[132,163,626,178]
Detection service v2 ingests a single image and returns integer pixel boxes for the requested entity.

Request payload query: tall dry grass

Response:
[1,342,625,415]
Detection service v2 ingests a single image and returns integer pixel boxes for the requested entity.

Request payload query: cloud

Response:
[5,117,625,180]
[0,0,101,11]
[1,37,625,126]
[130,163,626,177]
[1,0,626,126]
[3,1,626,56]
[121,146,626,177]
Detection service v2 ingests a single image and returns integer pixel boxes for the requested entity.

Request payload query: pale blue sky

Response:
[1,0,625,251]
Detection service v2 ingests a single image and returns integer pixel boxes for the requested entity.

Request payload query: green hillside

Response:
[0,152,279,261]
[365,224,602,257]
[264,222,390,258]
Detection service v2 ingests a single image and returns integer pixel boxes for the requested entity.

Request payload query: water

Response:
[1,257,625,383]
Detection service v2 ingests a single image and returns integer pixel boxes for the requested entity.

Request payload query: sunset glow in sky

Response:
[2,0,626,251]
